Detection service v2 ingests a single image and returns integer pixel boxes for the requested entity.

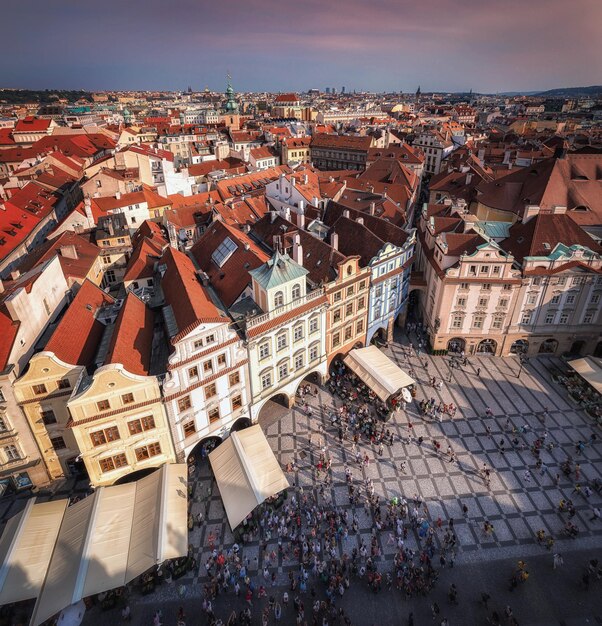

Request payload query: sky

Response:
[0,0,600,94]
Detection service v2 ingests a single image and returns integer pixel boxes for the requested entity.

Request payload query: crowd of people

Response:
[139,324,600,626]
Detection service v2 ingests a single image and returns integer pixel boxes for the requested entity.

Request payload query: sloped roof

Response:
[160,247,224,341]
[104,292,154,376]
[45,279,115,367]
[500,213,602,264]
[123,236,165,282]
[249,250,308,291]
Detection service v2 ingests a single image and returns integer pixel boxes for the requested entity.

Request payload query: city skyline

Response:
[1,0,601,94]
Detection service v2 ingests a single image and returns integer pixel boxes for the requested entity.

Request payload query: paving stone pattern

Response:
[177,331,601,596]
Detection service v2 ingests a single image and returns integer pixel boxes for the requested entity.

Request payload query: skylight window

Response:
[211,236,238,268]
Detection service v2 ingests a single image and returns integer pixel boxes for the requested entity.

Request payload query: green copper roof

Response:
[249,250,308,290]
[477,221,512,240]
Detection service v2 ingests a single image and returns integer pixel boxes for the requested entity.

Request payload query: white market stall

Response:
[209,425,289,530]
[344,345,415,404]
[26,463,188,626]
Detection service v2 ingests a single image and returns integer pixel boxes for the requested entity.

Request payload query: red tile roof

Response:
[500,213,602,264]
[190,220,269,307]
[15,230,101,283]
[274,93,299,103]
[311,134,372,151]
[0,307,19,372]
[187,158,246,177]
[123,236,165,282]
[14,117,52,133]
[45,279,114,366]
[105,292,154,376]
[160,247,225,342]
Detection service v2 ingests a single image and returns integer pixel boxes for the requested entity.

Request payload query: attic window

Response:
[543,242,551,250]
[573,205,589,212]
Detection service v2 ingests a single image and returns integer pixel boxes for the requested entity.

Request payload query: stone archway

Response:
[539,338,558,354]
[510,339,529,355]
[476,338,497,354]
[257,393,291,430]
[569,340,585,356]
[595,341,602,358]
[230,417,252,432]
[112,466,160,485]
[447,337,465,354]
[186,435,223,463]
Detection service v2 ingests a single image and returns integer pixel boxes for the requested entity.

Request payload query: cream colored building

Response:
[67,292,175,486]
[14,280,115,480]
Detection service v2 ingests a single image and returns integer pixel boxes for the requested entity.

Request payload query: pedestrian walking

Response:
[523,470,531,483]
[590,507,601,522]
[431,601,440,620]
[477,367,481,377]
[400,461,407,474]
[553,553,564,569]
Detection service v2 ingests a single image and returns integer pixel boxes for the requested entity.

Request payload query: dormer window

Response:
[274,291,284,307]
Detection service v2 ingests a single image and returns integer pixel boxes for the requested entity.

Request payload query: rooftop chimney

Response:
[0,279,4,294]
[270,211,277,223]
[107,219,115,236]
[59,244,78,260]
[343,210,350,219]
[331,232,339,251]
[84,196,93,222]
[465,172,473,185]
[356,217,364,225]
[293,233,303,267]
[10,269,20,280]
[115,191,121,200]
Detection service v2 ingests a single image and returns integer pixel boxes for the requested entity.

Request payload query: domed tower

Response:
[220,74,240,129]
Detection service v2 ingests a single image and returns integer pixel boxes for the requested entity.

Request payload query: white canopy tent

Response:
[0,499,68,606]
[30,463,188,626]
[209,425,289,530]
[568,356,602,394]
[344,345,415,403]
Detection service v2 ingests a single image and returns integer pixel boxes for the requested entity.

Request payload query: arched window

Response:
[274,291,284,307]
[292,284,301,300]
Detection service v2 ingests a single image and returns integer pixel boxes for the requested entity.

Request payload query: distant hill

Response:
[535,85,602,97]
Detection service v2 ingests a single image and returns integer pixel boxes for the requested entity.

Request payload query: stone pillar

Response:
[387,317,395,343]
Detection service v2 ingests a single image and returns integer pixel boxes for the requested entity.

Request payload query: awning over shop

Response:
[567,356,602,394]
[30,463,188,626]
[344,345,415,403]
[0,499,68,606]
[209,425,289,530]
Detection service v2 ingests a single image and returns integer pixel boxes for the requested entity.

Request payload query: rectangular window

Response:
[521,313,531,325]
[545,312,555,324]
[480,265,489,274]
[359,280,367,290]
[278,362,288,380]
[205,383,217,399]
[97,399,110,412]
[527,294,537,305]
[473,316,484,329]
[457,298,466,306]
[232,395,242,411]
[4,445,20,461]
[345,303,353,316]
[32,384,47,395]
[344,326,353,341]
[333,291,342,302]
[357,297,365,310]
[50,436,66,450]
[293,325,303,342]
[478,298,488,307]
[121,392,134,405]
[310,345,318,361]
[183,421,196,437]
[229,371,240,386]
[217,354,226,367]
[492,266,500,275]
[346,286,354,297]
[259,342,270,359]
[41,409,56,425]
[583,313,593,324]
[556,277,567,286]
[491,317,503,330]
[206,334,215,344]
[208,407,220,423]
[375,286,383,298]
[188,366,199,380]
[99,457,115,473]
[135,442,161,461]
[452,316,463,329]
[261,372,272,390]
[178,395,191,412]
[193,339,203,350]
[294,353,304,370]
[482,283,491,291]
[591,294,600,304]
[332,333,340,347]
[503,284,512,291]
[550,295,560,304]
[499,298,508,308]
[468,265,477,276]
[566,294,575,304]
[202,360,213,374]
[559,313,569,324]
[57,379,71,390]
[356,319,364,334]
[277,334,287,350]
[309,318,318,333]
[532,277,542,286]
[333,309,341,323]
[460,282,469,290]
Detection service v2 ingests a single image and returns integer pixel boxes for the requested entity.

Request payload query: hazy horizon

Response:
[1,0,600,94]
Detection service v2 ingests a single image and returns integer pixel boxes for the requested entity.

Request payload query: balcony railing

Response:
[246,289,325,329]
